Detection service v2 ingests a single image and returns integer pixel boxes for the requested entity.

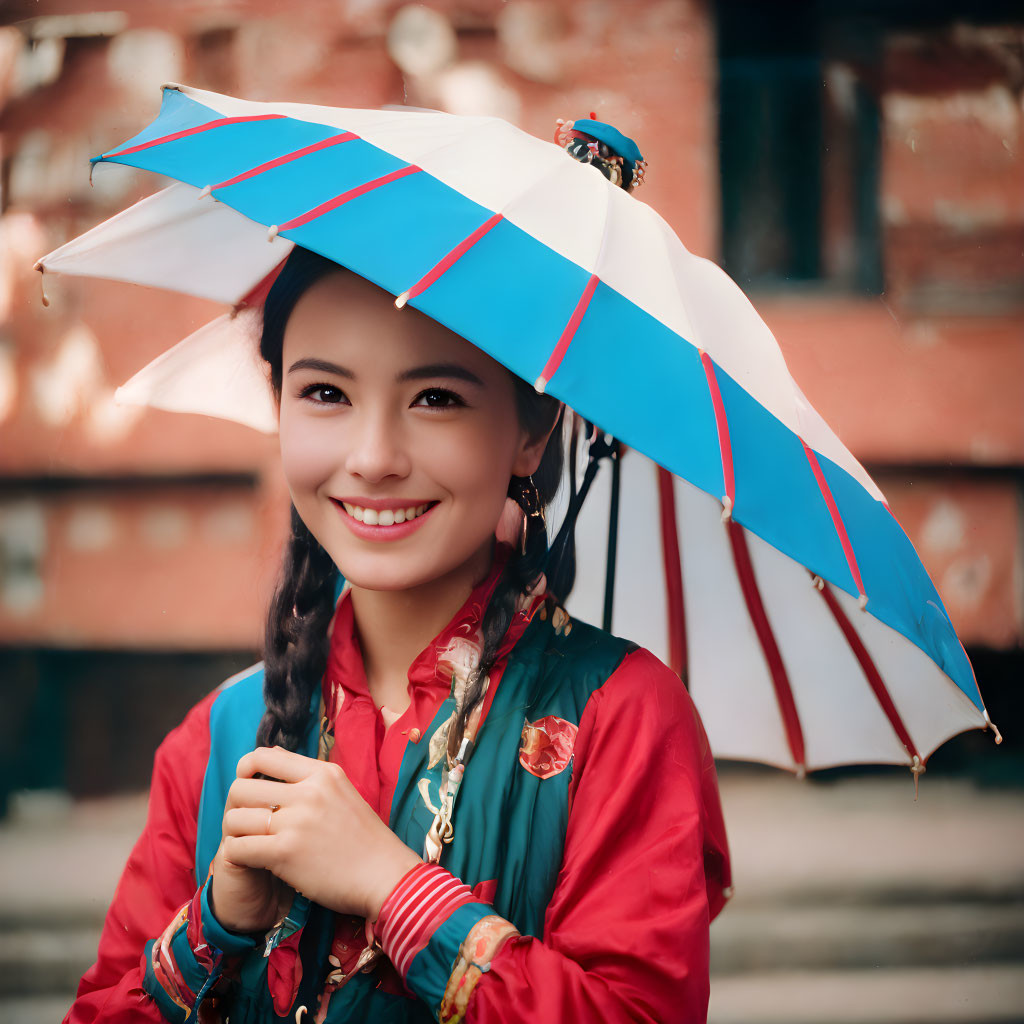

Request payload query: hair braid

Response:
[256,506,338,750]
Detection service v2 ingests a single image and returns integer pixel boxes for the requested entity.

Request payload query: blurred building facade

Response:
[0,0,1021,804]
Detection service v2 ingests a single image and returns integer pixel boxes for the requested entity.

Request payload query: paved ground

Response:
[1,771,1022,1023]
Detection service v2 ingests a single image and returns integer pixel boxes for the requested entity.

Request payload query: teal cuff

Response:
[404,901,496,1019]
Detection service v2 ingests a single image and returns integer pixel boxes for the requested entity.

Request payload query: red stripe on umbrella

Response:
[534,273,600,393]
[727,519,806,773]
[801,438,867,606]
[104,114,287,159]
[395,213,505,310]
[203,132,360,194]
[699,351,735,520]
[271,165,423,236]
[816,577,925,792]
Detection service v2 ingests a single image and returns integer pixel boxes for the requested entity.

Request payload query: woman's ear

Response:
[511,402,563,478]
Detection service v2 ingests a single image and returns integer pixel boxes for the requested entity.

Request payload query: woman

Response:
[65,122,730,1024]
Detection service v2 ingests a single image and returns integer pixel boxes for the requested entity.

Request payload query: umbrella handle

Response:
[602,443,621,633]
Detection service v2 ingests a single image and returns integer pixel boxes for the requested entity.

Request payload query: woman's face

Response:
[278,271,545,594]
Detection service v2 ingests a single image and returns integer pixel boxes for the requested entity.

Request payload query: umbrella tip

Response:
[198,184,213,200]
[984,709,1003,745]
[794,763,807,780]
[394,290,410,310]
[910,754,925,799]
[267,224,280,242]
[35,262,50,307]
[810,574,825,591]
[534,375,548,395]
[720,495,733,522]
[857,592,869,610]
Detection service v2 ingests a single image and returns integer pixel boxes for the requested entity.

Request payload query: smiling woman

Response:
[64,145,730,1024]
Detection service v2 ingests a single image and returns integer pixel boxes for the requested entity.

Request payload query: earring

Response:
[515,476,545,555]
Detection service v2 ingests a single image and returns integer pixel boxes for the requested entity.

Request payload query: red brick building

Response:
[1,0,1021,799]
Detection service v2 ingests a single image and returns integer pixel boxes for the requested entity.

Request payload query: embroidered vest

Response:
[196,610,636,1022]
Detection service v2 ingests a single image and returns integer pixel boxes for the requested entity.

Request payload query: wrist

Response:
[367,844,423,923]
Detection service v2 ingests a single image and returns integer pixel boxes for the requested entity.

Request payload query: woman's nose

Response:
[343,409,412,483]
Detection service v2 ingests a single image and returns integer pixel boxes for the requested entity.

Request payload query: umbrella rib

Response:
[800,438,868,607]
[726,521,807,773]
[204,132,359,193]
[534,273,600,393]
[273,165,423,234]
[394,212,505,309]
[698,350,735,519]
[815,577,923,769]
[98,114,287,160]
[656,467,688,683]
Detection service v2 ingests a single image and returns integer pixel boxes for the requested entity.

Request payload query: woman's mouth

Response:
[330,498,440,541]
[340,501,434,526]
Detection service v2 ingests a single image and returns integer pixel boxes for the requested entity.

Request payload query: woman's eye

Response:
[413,388,464,409]
[299,383,348,405]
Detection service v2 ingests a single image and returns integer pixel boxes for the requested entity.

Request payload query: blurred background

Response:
[0,0,1021,1021]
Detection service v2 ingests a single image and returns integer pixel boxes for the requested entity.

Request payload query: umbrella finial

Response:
[554,116,647,192]
[720,494,733,523]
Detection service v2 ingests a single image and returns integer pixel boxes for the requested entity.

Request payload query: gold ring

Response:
[266,803,280,835]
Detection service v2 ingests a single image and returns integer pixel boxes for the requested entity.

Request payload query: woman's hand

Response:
[215,746,422,924]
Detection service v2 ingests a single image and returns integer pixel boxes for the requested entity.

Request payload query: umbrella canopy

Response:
[37,84,997,777]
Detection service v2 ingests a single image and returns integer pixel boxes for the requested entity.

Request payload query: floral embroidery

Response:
[439,915,521,1023]
[519,715,578,779]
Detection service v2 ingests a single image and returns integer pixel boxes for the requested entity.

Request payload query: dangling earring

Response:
[515,475,545,555]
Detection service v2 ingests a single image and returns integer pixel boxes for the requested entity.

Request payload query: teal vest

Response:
[197,611,636,1022]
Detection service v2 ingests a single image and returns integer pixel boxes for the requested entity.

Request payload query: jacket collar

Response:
[324,542,549,712]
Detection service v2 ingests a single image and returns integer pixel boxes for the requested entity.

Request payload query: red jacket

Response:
[65,558,731,1023]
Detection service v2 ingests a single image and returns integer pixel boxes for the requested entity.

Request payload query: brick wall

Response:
[0,3,1020,662]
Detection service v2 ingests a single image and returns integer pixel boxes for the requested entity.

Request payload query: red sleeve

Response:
[64,691,217,1024]
[465,646,731,1023]
[375,646,732,1024]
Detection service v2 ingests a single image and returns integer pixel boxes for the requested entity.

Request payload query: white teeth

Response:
[341,502,433,525]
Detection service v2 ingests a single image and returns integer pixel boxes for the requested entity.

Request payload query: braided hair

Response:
[255,246,570,752]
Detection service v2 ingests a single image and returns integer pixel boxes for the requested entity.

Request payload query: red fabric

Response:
[64,544,731,1024]
[64,692,216,1024]
[464,646,730,1024]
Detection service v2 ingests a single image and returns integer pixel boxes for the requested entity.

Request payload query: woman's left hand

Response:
[222,746,423,922]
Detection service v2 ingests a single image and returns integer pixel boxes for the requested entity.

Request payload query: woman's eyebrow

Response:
[287,357,354,378]
[397,363,485,386]
[286,357,485,387]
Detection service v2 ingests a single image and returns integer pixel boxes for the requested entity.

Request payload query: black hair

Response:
[255,246,569,753]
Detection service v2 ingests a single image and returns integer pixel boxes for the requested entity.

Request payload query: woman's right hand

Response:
[209,782,292,934]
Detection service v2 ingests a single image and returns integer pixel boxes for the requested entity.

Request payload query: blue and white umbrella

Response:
[37,84,998,778]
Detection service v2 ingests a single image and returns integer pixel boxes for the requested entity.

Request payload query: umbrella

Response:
[36,84,999,780]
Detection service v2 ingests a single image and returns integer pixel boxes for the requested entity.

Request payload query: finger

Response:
[237,746,320,784]
[222,833,277,871]
[224,777,290,811]
[223,806,283,839]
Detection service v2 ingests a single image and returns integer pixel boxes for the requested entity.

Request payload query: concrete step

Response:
[0,927,100,999]
[709,964,1024,1024]
[711,901,1024,974]
[0,994,77,1024]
